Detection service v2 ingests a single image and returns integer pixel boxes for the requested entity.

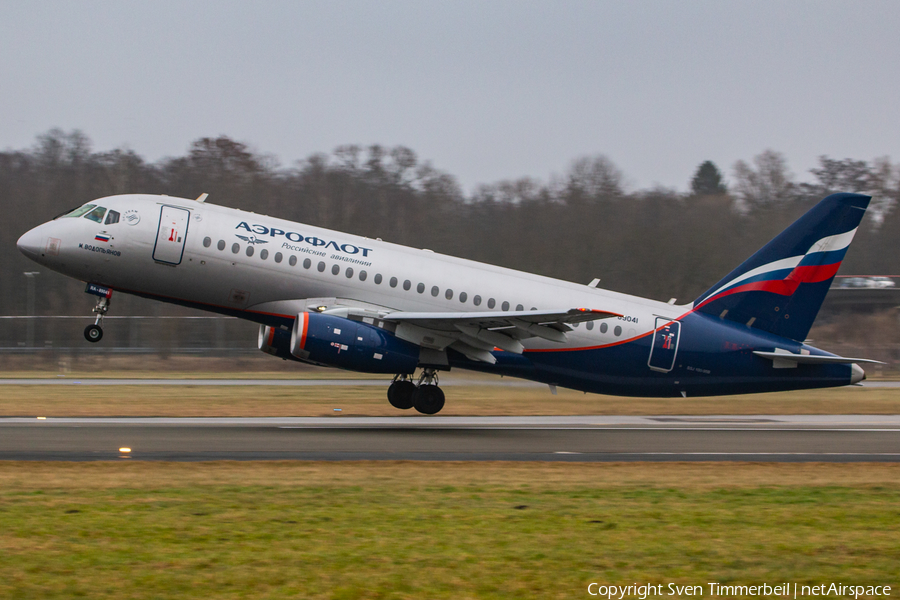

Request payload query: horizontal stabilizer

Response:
[753,350,884,365]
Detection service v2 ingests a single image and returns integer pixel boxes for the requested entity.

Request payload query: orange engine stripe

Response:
[300,313,309,349]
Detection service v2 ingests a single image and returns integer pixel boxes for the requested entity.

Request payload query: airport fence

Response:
[0,315,258,357]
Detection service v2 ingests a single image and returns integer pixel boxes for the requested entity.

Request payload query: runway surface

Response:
[0,378,537,387]
[2,378,898,388]
[2,415,899,462]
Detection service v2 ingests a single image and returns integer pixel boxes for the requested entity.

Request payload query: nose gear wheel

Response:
[84,294,111,343]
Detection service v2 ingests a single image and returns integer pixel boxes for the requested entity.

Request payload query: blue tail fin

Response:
[693,193,871,341]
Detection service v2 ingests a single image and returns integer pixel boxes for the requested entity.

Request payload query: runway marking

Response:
[612,452,900,456]
[273,427,900,432]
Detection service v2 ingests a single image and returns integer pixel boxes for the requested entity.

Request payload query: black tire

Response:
[387,380,416,410]
[84,324,103,343]
[413,385,445,415]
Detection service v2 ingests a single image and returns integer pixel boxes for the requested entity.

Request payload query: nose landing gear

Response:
[83,284,113,343]
[387,369,445,414]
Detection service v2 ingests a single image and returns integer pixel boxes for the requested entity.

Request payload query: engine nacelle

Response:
[261,313,420,374]
[258,324,299,362]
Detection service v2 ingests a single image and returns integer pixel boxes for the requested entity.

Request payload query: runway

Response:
[2,378,897,388]
[2,415,899,462]
[0,378,539,387]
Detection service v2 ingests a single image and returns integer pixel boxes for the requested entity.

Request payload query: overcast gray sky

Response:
[2,1,898,192]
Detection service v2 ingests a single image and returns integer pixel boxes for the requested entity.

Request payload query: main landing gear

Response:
[387,369,445,415]
[84,292,111,343]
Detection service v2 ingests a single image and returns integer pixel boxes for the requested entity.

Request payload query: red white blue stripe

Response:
[695,227,857,308]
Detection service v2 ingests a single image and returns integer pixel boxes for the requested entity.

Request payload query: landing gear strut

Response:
[84,292,111,343]
[387,369,446,415]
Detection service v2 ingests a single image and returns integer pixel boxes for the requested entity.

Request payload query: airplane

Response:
[16,191,881,414]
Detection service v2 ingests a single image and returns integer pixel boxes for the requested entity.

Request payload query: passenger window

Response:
[459,292,467,303]
[403,280,411,291]
[105,210,120,225]
[260,249,268,260]
[303,258,310,268]
[614,325,622,336]
[203,237,212,248]
[473,295,482,306]
[417,283,425,294]
[318,261,326,272]
[374,274,383,284]
[332,265,340,275]
[289,256,298,266]
[600,322,608,334]
[84,206,107,223]
[516,304,524,311]
[274,252,283,263]
[501,301,510,311]
[488,298,496,309]
[390,277,398,288]
[246,246,254,257]
[359,271,367,281]
[232,243,240,254]
[346,267,354,278]
[586,321,594,330]
[217,240,226,251]
[445,289,453,300]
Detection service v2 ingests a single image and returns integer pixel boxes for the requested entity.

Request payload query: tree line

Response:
[2,129,899,319]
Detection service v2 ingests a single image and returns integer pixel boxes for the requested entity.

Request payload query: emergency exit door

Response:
[153,206,190,265]
[648,317,681,372]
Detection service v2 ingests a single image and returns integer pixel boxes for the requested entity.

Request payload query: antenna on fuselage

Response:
[195,193,209,203]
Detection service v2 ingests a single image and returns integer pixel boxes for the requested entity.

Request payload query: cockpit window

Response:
[105,210,120,225]
[83,206,107,223]
[61,204,97,219]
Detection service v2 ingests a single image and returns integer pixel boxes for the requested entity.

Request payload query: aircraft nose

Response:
[17,227,43,260]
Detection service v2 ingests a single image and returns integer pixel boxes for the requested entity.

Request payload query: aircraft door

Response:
[153,206,190,265]
[648,317,681,372]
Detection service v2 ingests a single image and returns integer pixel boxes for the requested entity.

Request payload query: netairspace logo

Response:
[586,582,892,599]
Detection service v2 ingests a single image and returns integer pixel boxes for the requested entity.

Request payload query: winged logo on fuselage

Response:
[235,234,269,245]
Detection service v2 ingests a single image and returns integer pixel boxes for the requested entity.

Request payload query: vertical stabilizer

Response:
[693,193,871,341]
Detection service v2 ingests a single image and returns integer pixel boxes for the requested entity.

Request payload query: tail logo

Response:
[695,227,857,309]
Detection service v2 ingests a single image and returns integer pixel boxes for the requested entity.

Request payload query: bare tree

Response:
[732,149,794,209]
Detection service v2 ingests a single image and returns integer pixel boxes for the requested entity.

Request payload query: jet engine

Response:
[259,312,420,374]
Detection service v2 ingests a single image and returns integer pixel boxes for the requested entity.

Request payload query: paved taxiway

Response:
[2,415,899,462]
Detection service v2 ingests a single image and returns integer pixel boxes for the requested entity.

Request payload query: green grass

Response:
[1,382,899,416]
[0,462,898,599]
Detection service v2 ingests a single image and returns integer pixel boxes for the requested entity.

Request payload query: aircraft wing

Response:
[374,308,622,363]
[382,307,620,330]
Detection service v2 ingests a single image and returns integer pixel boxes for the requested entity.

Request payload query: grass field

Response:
[0,462,898,599]
[0,378,898,416]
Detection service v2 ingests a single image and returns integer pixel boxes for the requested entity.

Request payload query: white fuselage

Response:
[21,194,678,351]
